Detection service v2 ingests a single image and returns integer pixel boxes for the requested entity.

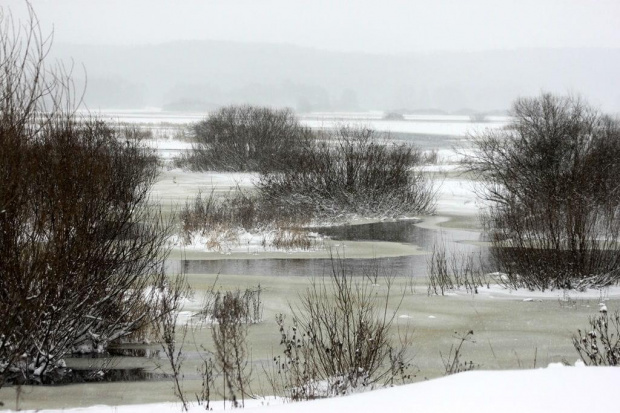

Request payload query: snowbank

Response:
[9,366,618,413]
[471,284,620,301]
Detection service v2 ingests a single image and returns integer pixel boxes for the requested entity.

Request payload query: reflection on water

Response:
[172,220,484,278]
[6,367,168,386]
[312,219,436,243]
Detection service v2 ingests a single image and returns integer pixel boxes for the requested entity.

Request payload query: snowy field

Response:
[5,365,617,413]
[302,118,503,136]
[88,109,508,136]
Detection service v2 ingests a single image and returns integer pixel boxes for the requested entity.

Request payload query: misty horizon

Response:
[5,0,620,113]
[50,41,620,114]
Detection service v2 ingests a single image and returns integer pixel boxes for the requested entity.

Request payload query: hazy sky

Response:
[5,0,620,53]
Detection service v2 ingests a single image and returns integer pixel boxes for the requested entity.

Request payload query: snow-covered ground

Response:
[434,177,480,217]
[91,109,508,136]
[168,228,324,255]
[301,118,502,136]
[149,169,257,207]
[470,284,620,301]
[142,139,193,151]
[6,365,616,413]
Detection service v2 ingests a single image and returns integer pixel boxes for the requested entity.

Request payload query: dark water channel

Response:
[173,219,484,278]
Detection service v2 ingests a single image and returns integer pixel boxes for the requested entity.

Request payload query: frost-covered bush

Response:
[258,126,435,217]
[182,105,313,172]
[467,93,620,290]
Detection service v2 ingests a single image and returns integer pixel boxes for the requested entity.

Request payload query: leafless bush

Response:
[258,125,436,218]
[181,125,435,243]
[184,105,313,172]
[181,190,310,235]
[0,4,180,387]
[466,93,620,290]
[192,286,259,409]
[211,290,253,408]
[572,310,620,366]
[179,189,315,251]
[441,330,478,375]
[200,286,263,325]
[155,275,192,411]
[122,125,154,141]
[270,228,314,251]
[421,149,440,165]
[268,254,414,401]
[427,243,490,296]
[196,356,216,409]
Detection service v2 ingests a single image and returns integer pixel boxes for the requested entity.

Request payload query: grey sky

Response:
[6,0,620,53]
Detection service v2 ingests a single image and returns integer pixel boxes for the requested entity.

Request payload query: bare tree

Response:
[466,93,620,290]
[0,4,183,386]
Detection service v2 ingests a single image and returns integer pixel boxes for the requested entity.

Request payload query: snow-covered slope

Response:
[8,365,617,413]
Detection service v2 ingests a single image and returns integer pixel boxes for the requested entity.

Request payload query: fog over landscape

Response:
[49,44,620,113]
[5,0,620,113]
[3,1,620,412]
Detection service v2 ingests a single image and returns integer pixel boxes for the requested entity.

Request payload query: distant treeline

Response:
[51,42,620,113]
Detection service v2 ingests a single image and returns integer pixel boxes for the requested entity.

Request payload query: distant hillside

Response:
[51,41,620,113]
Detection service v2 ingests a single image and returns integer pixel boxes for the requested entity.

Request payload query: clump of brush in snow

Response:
[178,190,319,253]
[573,309,620,366]
[266,254,415,401]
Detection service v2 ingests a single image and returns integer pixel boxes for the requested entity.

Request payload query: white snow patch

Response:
[471,285,620,301]
[169,228,325,255]
[434,178,481,217]
[12,366,620,413]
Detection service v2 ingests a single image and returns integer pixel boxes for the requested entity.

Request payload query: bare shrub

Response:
[258,125,436,218]
[179,189,315,251]
[156,275,192,411]
[211,290,253,408]
[200,285,263,325]
[181,190,310,236]
[184,105,313,172]
[123,125,154,141]
[0,5,181,386]
[196,356,216,409]
[268,254,414,400]
[427,243,490,296]
[572,310,620,366]
[466,93,620,290]
[441,330,478,375]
